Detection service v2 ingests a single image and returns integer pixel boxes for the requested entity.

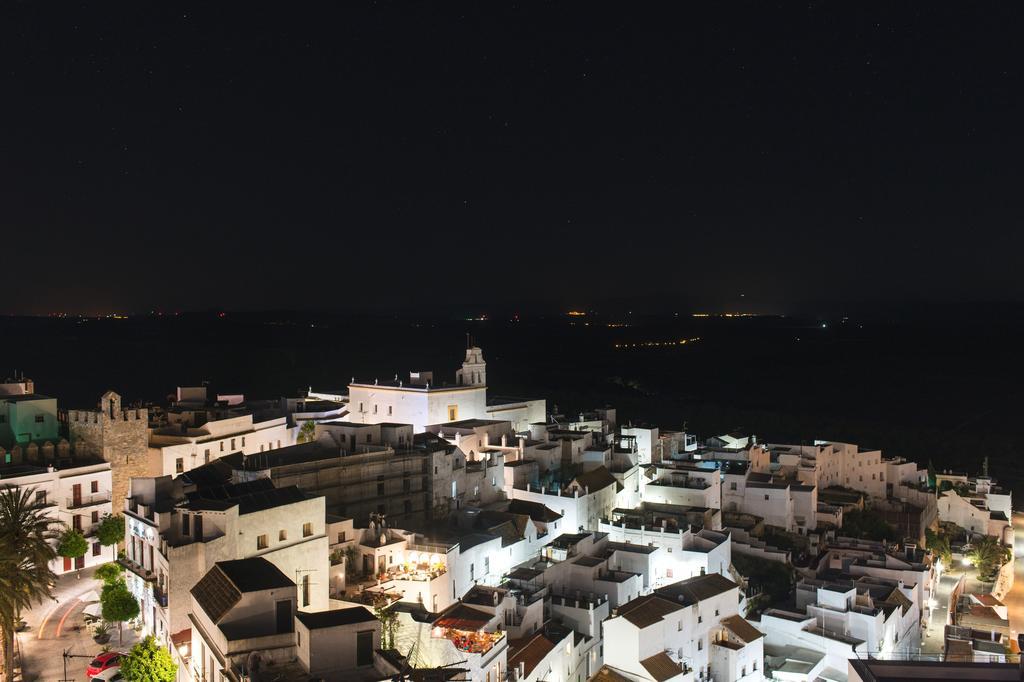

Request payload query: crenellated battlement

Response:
[66,407,147,423]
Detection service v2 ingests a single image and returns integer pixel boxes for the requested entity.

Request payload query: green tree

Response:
[57,528,89,563]
[968,536,1012,581]
[297,420,316,443]
[95,562,125,585]
[96,514,126,560]
[373,594,398,650]
[119,634,177,682]
[0,487,58,682]
[841,509,898,542]
[101,579,140,644]
[925,528,952,567]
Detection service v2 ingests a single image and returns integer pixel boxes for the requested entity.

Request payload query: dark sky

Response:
[3,3,1023,315]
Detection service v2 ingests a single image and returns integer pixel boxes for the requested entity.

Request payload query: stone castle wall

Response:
[67,393,149,514]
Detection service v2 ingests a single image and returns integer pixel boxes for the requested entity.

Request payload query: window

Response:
[241,437,245,447]
[182,515,190,536]
[220,442,224,451]
[93,542,101,557]
[91,480,99,493]
[377,482,385,496]
[279,530,288,542]
[204,449,210,463]
[698,640,702,651]
[302,573,310,607]
[175,458,184,474]
[303,522,313,537]
[257,534,268,550]
[373,404,378,415]
[764,494,769,501]
[231,438,236,450]
[388,406,393,416]
[470,563,475,580]
[447,405,458,422]
[730,482,737,490]
[715,608,719,616]
[35,490,46,506]
[92,511,99,523]
[35,414,44,423]
[338,531,346,543]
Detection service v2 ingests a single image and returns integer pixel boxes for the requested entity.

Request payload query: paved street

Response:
[15,567,141,682]
[921,570,961,654]
[1004,512,1024,648]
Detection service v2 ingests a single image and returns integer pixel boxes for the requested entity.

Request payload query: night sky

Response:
[3,3,1023,315]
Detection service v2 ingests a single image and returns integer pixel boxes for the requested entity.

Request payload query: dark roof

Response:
[459,532,499,551]
[616,594,684,628]
[184,479,310,514]
[573,555,605,568]
[191,565,241,623]
[295,606,376,629]
[640,652,684,682]
[571,466,623,493]
[240,441,338,469]
[508,631,558,678]
[462,585,507,607]
[654,573,738,606]
[507,499,563,522]
[721,615,764,643]
[434,603,492,630]
[217,557,294,592]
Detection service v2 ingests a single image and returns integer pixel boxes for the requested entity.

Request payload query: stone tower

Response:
[67,391,149,514]
[455,346,486,387]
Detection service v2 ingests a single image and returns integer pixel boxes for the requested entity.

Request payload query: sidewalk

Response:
[17,566,141,682]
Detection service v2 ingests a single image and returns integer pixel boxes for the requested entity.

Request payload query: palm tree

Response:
[968,535,1011,581]
[0,486,59,682]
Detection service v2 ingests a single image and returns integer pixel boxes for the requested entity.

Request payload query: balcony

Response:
[119,557,156,582]
[152,583,168,608]
[67,492,112,510]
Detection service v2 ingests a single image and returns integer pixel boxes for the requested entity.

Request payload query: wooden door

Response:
[72,483,82,507]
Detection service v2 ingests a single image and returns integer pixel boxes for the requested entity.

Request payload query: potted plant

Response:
[93,621,112,645]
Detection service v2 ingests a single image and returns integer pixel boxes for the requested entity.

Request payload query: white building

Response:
[123,476,329,664]
[189,557,390,681]
[602,573,764,682]
[0,457,113,574]
[149,412,294,477]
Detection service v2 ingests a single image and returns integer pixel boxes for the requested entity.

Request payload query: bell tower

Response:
[456,342,486,387]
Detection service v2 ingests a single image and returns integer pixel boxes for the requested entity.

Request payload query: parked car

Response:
[90,667,123,682]
[86,651,123,678]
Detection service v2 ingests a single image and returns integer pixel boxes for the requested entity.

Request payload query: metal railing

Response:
[67,492,112,509]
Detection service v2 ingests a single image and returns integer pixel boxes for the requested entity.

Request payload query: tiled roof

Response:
[434,603,492,630]
[640,652,684,681]
[720,615,764,643]
[616,594,684,628]
[508,631,558,678]
[654,573,738,606]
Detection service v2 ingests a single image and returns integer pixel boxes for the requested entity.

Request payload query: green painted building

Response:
[0,394,60,448]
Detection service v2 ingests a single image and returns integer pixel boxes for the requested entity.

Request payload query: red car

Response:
[86,651,123,677]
